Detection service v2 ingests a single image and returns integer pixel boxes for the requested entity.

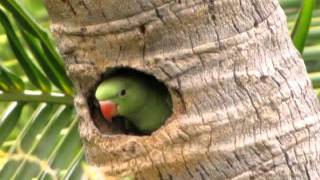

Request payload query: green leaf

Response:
[280,0,301,8]
[306,27,320,45]
[0,9,51,92]
[62,150,84,180]
[0,102,24,146]
[291,0,316,52]
[0,0,65,68]
[0,103,57,179]
[39,119,81,180]
[0,91,73,104]
[12,106,75,179]
[0,66,24,92]
[21,30,74,96]
[303,45,320,61]
[310,72,320,88]
[0,1,83,178]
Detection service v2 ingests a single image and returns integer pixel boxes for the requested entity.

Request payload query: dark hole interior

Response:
[87,67,173,136]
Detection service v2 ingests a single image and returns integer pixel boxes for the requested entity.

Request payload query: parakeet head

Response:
[95,76,147,122]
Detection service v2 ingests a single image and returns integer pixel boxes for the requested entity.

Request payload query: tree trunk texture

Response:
[44,0,320,179]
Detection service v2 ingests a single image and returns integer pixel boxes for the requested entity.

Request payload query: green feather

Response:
[95,74,172,134]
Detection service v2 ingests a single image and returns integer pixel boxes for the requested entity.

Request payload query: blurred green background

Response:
[0,0,319,179]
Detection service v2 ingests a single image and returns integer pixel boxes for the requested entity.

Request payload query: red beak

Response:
[99,100,118,122]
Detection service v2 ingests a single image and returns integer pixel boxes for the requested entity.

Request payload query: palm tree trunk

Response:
[44,0,320,179]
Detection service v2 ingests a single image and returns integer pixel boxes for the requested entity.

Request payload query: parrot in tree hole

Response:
[95,74,172,134]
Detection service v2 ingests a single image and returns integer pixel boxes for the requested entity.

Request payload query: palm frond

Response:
[291,0,316,52]
[0,0,83,179]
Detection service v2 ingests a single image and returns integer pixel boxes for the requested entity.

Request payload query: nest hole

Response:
[87,67,173,136]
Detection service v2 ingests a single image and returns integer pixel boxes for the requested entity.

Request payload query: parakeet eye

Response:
[119,89,127,97]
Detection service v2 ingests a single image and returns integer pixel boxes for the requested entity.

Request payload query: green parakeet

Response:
[95,73,172,134]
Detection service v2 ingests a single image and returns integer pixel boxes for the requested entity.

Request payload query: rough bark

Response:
[44,0,320,179]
